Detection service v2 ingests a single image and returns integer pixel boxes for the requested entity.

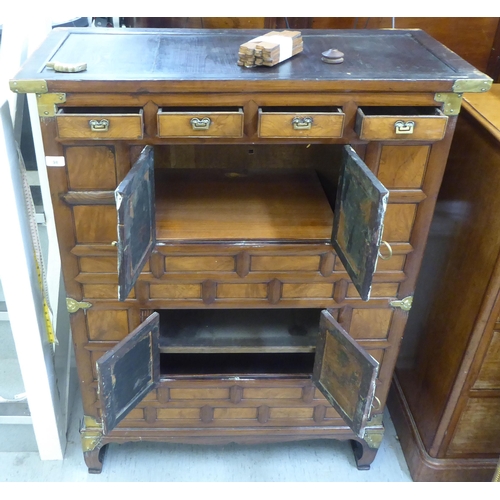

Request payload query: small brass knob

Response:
[321,49,344,64]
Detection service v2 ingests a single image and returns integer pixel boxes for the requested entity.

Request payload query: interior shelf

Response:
[158,309,321,353]
[160,352,316,377]
[154,168,334,243]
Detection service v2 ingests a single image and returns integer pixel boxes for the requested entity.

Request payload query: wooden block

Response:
[149,284,201,300]
[66,146,116,190]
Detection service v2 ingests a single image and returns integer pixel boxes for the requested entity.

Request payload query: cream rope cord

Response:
[16,144,56,345]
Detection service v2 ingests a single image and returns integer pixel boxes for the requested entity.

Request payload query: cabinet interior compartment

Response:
[153,144,343,243]
[57,106,143,115]
[158,308,321,377]
[259,106,342,112]
[158,106,242,112]
[357,106,443,116]
[160,352,316,377]
[158,308,321,352]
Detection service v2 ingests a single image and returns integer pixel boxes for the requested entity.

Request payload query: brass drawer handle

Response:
[89,119,109,132]
[190,117,211,130]
[394,120,415,134]
[292,116,313,130]
[378,241,393,260]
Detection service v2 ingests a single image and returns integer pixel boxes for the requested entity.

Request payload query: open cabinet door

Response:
[115,146,155,301]
[96,313,160,435]
[313,310,378,438]
[332,146,388,301]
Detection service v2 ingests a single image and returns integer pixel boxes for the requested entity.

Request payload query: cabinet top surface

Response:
[12,28,491,94]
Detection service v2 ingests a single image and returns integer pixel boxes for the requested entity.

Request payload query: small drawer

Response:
[56,107,144,140]
[157,107,244,138]
[258,107,344,138]
[355,106,448,141]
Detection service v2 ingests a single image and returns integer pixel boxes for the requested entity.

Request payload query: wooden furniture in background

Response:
[388,85,500,481]
[10,28,491,473]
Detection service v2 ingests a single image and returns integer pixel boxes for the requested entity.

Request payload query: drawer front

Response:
[56,110,144,139]
[258,109,345,138]
[116,379,345,429]
[356,108,448,141]
[157,108,244,138]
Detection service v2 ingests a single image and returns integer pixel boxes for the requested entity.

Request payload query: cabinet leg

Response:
[83,444,107,474]
[351,439,379,470]
[80,416,106,473]
[350,418,385,470]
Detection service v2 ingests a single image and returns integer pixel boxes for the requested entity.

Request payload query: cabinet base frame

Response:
[79,423,385,474]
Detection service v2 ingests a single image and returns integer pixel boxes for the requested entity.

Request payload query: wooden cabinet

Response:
[10,28,491,473]
[388,85,500,481]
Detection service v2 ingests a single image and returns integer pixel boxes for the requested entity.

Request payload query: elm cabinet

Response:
[10,28,491,473]
[388,85,500,481]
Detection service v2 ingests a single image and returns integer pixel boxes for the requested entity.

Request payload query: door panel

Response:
[332,146,389,301]
[313,309,379,438]
[96,312,160,434]
[115,146,155,301]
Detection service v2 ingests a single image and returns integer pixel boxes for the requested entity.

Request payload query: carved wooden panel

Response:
[83,284,135,300]
[165,256,235,272]
[216,283,268,299]
[243,387,303,399]
[149,284,201,299]
[213,408,258,419]
[251,255,321,272]
[346,283,399,298]
[377,145,430,188]
[73,205,117,243]
[269,408,315,419]
[383,204,417,242]
[87,309,129,341]
[374,255,406,272]
[79,256,118,273]
[157,408,200,419]
[349,309,394,340]
[66,146,117,190]
[169,388,230,400]
[281,284,334,299]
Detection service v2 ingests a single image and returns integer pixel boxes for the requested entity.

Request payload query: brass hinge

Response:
[66,297,92,313]
[390,296,413,311]
[36,93,66,117]
[80,416,103,452]
[434,92,463,116]
[10,79,48,94]
[452,78,492,93]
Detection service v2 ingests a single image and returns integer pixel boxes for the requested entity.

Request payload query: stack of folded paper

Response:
[237,30,303,68]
